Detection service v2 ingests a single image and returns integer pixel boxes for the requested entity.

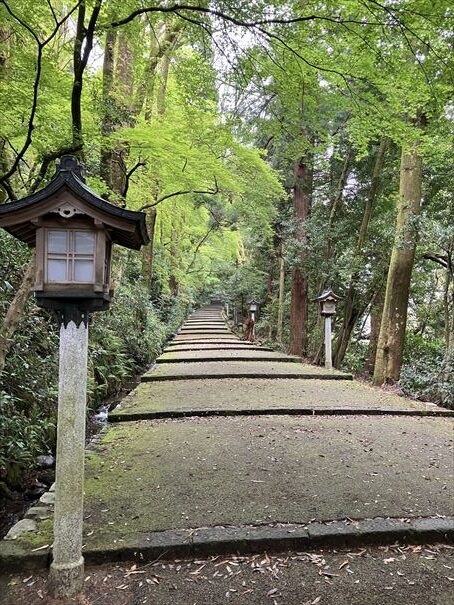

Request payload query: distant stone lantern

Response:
[315,289,340,369]
[248,299,259,340]
[249,299,259,315]
[0,156,149,597]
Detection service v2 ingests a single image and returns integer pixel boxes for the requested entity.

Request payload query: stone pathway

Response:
[1,304,453,569]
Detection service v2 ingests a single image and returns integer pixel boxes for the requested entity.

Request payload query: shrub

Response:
[0,391,54,489]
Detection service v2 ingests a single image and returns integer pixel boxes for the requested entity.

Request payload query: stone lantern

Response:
[315,289,340,369]
[0,156,148,597]
[248,299,259,339]
[249,299,259,314]
[0,155,148,319]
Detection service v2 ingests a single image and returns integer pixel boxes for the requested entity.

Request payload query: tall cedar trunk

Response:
[100,28,117,187]
[366,288,385,374]
[333,137,388,367]
[277,241,286,343]
[373,146,423,384]
[288,154,313,356]
[0,252,35,373]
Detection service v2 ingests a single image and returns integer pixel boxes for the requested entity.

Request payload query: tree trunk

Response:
[333,137,388,367]
[0,252,35,373]
[156,53,171,117]
[142,207,157,291]
[277,241,285,343]
[71,3,86,149]
[443,259,454,353]
[325,146,352,259]
[71,1,102,151]
[288,152,313,356]
[100,28,117,187]
[373,145,423,384]
[366,287,385,374]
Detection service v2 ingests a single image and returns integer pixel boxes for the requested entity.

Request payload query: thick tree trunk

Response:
[288,153,313,356]
[0,252,35,373]
[333,137,388,367]
[366,287,385,374]
[277,241,285,343]
[373,146,423,384]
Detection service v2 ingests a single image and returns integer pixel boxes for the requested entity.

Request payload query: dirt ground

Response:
[1,544,453,605]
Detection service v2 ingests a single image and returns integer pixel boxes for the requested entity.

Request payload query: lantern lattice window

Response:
[46,229,96,283]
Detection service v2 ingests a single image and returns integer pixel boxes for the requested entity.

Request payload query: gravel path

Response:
[2,546,453,605]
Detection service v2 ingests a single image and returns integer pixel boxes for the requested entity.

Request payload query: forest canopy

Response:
[0,0,453,488]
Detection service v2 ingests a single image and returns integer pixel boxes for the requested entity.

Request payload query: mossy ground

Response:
[79,415,453,551]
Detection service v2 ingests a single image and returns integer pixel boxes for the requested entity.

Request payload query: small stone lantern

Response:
[248,299,259,339]
[315,289,340,369]
[0,156,148,597]
[249,299,259,314]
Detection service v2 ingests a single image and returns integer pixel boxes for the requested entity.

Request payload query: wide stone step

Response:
[164,344,273,352]
[79,416,453,545]
[110,378,439,419]
[142,361,352,381]
[157,349,301,363]
[172,334,241,342]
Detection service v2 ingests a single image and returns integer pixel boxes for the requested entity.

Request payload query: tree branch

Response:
[29,143,83,193]
[186,224,217,272]
[122,160,146,200]
[422,253,449,269]
[139,178,219,210]
[110,5,381,29]
[0,0,81,185]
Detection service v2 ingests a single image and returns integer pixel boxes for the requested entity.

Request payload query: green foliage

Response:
[398,334,453,408]
[0,391,54,488]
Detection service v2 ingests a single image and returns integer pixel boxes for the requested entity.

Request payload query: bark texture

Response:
[373,147,423,384]
[288,153,313,356]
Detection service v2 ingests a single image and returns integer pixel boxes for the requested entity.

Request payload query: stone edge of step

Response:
[141,373,354,382]
[2,516,453,571]
[108,406,454,421]
[155,357,302,364]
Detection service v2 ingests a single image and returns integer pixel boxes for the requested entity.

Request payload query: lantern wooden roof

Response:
[315,289,340,302]
[0,156,149,250]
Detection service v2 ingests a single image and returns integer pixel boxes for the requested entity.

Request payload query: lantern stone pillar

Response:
[324,315,333,369]
[49,311,88,597]
[314,289,340,370]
